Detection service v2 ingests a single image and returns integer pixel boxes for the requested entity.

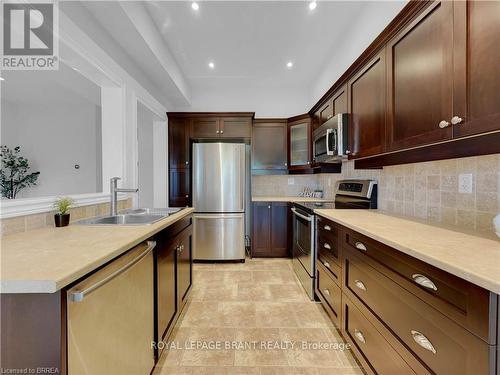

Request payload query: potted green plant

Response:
[53,197,74,227]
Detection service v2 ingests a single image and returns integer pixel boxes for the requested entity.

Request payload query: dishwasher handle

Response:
[69,241,156,302]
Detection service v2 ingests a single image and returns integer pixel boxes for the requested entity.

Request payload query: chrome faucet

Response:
[110,177,138,216]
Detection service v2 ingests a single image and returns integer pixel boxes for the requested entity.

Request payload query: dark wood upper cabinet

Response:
[386,1,454,152]
[314,85,347,131]
[315,101,333,130]
[219,117,251,138]
[452,0,500,138]
[348,52,386,158]
[251,120,288,171]
[288,116,312,169]
[169,168,190,207]
[168,117,191,169]
[191,117,220,138]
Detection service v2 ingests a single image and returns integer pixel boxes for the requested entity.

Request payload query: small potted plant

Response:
[53,197,74,227]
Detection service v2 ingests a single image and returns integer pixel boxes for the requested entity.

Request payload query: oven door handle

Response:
[291,207,313,222]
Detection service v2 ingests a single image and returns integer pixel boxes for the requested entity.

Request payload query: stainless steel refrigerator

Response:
[192,142,246,261]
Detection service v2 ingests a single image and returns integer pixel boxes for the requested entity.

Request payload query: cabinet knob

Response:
[323,261,330,269]
[185,161,189,165]
[327,114,333,119]
[411,330,436,354]
[323,225,331,231]
[268,205,271,209]
[216,130,220,134]
[354,329,366,344]
[323,243,331,250]
[438,120,450,129]
[411,274,437,291]
[354,279,367,291]
[345,150,351,155]
[185,194,189,198]
[355,241,367,252]
[323,288,330,296]
[221,130,224,134]
[284,162,287,167]
[451,116,463,125]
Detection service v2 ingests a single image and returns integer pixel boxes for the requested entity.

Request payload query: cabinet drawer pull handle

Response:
[323,288,330,296]
[354,280,367,291]
[438,120,450,129]
[354,329,366,343]
[412,274,437,291]
[411,330,436,354]
[323,243,331,250]
[451,116,463,125]
[323,225,331,231]
[354,241,367,251]
[323,261,330,269]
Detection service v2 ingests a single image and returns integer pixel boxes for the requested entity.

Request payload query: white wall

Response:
[309,1,408,107]
[175,86,310,118]
[1,99,102,198]
[137,102,157,208]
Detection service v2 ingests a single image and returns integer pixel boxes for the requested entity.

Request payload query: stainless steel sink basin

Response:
[76,208,184,226]
[77,214,167,225]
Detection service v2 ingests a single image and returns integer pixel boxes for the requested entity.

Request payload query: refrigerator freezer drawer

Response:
[193,213,245,260]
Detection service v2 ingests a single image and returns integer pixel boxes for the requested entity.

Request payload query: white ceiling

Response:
[56,1,407,115]
[144,1,366,90]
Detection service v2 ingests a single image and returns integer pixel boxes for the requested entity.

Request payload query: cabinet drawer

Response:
[343,228,495,343]
[317,252,341,286]
[343,295,418,375]
[344,249,492,375]
[317,230,341,267]
[316,261,341,327]
[317,216,339,239]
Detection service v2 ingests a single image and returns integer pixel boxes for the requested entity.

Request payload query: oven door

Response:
[291,207,314,276]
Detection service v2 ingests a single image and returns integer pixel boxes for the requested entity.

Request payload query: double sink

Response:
[77,208,184,225]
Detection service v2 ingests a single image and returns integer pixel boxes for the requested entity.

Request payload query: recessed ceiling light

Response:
[309,1,317,10]
[286,61,293,69]
[208,62,215,69]
[191,2,199,11]
[0,77,4,81]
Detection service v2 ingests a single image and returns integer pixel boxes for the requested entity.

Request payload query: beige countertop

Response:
[314,209,500,294]
[252,196,331,202]
[0,208,195,294]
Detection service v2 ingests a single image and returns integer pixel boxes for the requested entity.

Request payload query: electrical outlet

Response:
[288,177,295,186]
[458,173,473,194]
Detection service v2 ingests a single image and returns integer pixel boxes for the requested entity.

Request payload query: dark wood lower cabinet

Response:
[314,215,499,375]
[251,201,289,257]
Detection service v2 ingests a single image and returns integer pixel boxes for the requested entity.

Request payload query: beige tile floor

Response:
[154,258,363,375]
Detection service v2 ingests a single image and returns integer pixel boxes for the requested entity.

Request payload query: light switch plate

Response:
[458,173,473,194]
[288,177,295,185]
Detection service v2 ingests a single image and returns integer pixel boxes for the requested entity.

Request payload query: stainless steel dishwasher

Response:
[67,241,156,375]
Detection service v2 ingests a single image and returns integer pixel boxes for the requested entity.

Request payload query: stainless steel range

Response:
[291,179,377,300]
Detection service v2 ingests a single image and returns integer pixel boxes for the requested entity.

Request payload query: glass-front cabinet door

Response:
[288,117,311,168]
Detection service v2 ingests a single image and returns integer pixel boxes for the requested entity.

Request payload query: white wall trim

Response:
[0,193,127,219]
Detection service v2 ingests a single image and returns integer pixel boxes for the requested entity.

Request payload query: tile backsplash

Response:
[0,198,132,236]
[252,154,500,234]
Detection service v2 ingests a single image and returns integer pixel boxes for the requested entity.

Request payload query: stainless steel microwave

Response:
[312,113,349,163]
